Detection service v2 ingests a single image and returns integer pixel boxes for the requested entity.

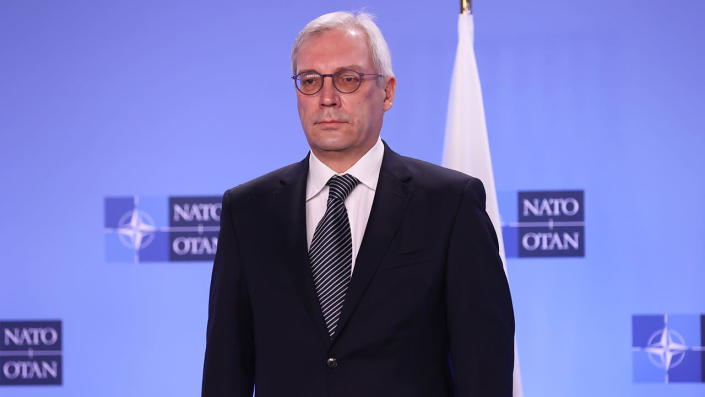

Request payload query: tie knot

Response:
[327,174,360,202]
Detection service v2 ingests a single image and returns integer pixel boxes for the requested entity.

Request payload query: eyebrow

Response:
[297,65,366,74]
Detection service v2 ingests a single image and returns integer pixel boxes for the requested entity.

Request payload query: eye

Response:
[339,73,360,83]
[299,73,320,86]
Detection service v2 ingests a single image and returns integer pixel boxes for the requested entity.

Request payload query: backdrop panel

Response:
[1,0,703,395]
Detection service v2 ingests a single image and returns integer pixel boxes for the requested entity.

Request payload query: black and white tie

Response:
[309,174,360,338]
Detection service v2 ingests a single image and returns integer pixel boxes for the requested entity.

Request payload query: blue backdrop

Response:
[1,0,704,395]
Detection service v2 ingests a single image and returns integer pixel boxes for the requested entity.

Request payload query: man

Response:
[202,11,514,397]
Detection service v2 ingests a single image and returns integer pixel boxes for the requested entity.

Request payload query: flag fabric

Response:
[442,12,524,397]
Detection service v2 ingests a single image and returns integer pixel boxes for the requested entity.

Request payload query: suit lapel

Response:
[332,144,413,343]
[272,156,331,344]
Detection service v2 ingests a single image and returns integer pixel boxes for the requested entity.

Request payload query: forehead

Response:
[296,28,374,72]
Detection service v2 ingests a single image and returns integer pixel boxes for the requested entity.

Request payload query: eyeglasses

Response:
[292,69,383,95]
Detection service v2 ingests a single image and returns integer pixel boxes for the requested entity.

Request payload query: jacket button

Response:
[326,357,338,368]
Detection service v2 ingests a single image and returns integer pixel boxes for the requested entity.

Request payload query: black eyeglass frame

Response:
[292,70,384,95]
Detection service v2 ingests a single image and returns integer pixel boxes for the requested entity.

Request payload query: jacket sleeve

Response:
[446,178,515,396]
[202,189,255,396]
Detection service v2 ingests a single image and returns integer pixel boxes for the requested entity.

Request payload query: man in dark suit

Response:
[202,11,514,397]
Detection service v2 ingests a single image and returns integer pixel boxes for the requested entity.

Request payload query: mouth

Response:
[315,120,347,125]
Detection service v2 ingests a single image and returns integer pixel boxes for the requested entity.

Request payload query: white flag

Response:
[442,12,524,397]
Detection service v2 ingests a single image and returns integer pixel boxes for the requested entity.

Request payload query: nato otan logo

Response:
[104,196,221,262]
[632,314,705,383]
[1,321,62,386]
[501,190,584,257]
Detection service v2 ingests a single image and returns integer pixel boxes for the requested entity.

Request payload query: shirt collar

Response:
[306,137,384,201]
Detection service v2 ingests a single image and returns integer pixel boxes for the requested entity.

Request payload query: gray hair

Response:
[291,11,395,78]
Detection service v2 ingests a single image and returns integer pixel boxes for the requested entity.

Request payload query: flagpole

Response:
[460,0,472,14]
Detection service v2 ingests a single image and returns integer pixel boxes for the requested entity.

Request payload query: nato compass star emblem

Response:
[104,196,168,263]
[632,314,705,383]
[116,209,156,251]
[643,324,688,371]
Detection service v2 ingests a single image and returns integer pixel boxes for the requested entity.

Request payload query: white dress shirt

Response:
[306,137,384,274]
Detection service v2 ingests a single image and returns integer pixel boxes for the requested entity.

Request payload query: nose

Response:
[319,75,339,107]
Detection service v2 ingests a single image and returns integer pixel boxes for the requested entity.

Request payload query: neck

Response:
[311,141,377,173]
[312,150,363,173]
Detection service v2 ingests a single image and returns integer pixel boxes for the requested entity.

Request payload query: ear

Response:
[382,77,396,111]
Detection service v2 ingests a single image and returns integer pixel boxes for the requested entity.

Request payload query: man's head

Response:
[291,11,396,170]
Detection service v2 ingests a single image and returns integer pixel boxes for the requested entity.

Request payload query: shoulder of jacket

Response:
[222,161,303,204]
[395,153,481,192]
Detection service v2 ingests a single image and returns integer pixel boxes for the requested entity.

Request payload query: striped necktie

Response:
[309,173,360,338]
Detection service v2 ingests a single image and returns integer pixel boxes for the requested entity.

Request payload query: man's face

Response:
[295,28,395,160]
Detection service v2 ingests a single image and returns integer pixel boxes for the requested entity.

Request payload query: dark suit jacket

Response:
[202,143,514,397]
